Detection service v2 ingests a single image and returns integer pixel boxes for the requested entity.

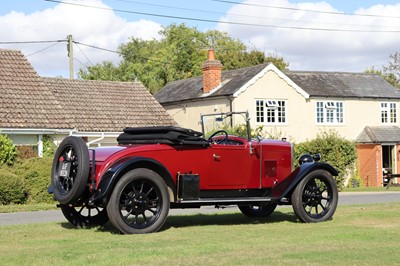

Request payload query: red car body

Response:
[50,112,339,234]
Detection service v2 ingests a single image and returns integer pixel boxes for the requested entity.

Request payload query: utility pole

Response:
[67,34,73,79]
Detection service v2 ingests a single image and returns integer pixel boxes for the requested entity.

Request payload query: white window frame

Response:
[255,99,287,125]
[316,101,344,125]
[381,102,397,124]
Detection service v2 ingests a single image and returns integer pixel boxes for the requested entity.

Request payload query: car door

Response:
[205,140,261,189]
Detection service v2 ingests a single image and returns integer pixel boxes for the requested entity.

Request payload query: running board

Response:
[177,197,278,205]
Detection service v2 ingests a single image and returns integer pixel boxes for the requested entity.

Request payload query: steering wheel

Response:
[208,130,229,144]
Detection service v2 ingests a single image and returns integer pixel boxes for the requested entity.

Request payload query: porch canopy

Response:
[356,126,400,144]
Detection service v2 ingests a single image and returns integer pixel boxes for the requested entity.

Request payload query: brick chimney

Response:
[202,49,222,93]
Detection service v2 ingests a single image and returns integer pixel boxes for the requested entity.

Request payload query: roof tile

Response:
[0,49,176,132]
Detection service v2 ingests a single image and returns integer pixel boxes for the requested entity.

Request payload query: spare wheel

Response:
[51,136,90,204]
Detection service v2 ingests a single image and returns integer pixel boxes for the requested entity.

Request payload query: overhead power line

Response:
[44,0,400,33]
[0,40,65,44]
[73,41,172,65]
[26,42,62,57]
[111,0,400,30]
[212,0,400,19]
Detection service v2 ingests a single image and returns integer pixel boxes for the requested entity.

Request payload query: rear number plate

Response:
[59,162,71,177]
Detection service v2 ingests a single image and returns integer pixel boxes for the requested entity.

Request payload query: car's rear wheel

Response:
[107,168,170,234]
[51,136,90,204]
[291,169,338,223]
[60,204,109,227]
[239,203,277,218]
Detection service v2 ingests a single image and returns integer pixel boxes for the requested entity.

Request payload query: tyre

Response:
[60,204,109,227]
[107,168,170,234]
[239,203,277,218]
[51,136,90,204]
[291,169,338,223]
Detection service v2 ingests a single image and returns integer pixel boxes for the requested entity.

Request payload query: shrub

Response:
[0,157,55,204]
[348,175,363,188]
[0,134,17,166]
[43,135,56,158]
[12,157,54,203]
[0,168,28,205]
[294,130,357,189]
[16,146,37,160]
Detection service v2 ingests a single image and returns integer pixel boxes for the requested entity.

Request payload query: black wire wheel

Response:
[107,168,170,234]
[239,203,277,218]
[51,136,90,204]
[60,204,109,228]
[291,169,338,223]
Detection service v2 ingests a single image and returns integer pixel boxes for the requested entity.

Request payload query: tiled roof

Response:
[284,71,400,99]
[155,64,268,103]
[43,78,177,132]
[0,49,72,129]
[155,64,400,104]
[0,49,176,132]
[356,126,400,143]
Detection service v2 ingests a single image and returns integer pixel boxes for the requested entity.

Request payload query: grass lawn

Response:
[342,186,400,192]
[0,202,399,265]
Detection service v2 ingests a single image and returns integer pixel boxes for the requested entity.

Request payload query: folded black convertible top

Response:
[117,126,209,146]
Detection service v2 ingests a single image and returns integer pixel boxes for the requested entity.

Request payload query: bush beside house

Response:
[0,135,54,205]
[294,130,357,189]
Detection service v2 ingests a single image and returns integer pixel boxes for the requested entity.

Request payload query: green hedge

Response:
[0,168,27,204]
[0,157,55,205]
[294,130,357,189]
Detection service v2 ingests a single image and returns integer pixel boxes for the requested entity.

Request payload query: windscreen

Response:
[201,112,249,139]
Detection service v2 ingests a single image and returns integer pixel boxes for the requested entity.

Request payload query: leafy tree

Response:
[365,52,400,88]
[383,52,400,88]
[78,61,122,81]
[79,23,289,93]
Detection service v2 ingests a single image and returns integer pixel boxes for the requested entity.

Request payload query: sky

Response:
[0,0,399,78]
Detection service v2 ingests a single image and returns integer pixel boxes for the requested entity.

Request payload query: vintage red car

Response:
[50,112,338,234]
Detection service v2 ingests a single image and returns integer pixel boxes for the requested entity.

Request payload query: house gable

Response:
[233,64,310,99]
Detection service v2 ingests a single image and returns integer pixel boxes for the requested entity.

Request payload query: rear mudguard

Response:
[270,162,338,200]
[91,157,175,205]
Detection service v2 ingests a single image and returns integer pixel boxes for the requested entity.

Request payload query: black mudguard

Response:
[91,157,175,204]
[270,162,338,200]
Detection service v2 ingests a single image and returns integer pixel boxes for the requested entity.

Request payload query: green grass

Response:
[1,203,400,265]
[342,186,400,192]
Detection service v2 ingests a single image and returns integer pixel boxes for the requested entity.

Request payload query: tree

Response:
[365,52,400,89]
[79,23,289,93]
[383,52,400,88]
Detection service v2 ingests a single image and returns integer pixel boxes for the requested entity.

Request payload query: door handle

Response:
[213,154,221,160]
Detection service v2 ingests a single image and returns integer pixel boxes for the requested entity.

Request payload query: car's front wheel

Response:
[107,168,170,234]
[291,169,338,223]
[239,203,277,218]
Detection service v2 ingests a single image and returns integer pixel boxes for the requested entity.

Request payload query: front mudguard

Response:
[271,162,338,200]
